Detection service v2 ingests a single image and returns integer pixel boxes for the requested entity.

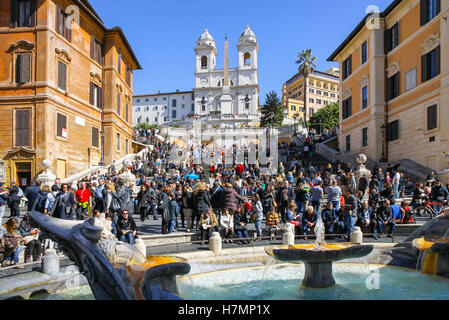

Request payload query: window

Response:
[55,5,72,41]
[182,96,185,100]
[164,117,167,122]
[117,52,121,74]
[90,35,104,65]
[405,68,417,91]
[116,133,120,150]
[422,46,440,82]
[421,0,440,26]
[331,93,336,98]
[172,110,177,119]
[291,105,296,111]
[126,65,131,86]
[57,61,67,91]
[92,127,99,148]
[192,104,195,112]
[125,103,129,122]
[117,93,121,115]
[245,103,250,110]
[172,100,177,107]
[244,52,251,66]
[309,98,314,103]
[300,107,305,113]
[154,117,158,122]
[317,90,322,95]
[201,56,208,69]
[191,94,195,100]
[362,128,368,147]
[163,97,167,101]
[342,55,352,80]
[361,41,368,64]
[387,72,400,101]
[324,92,329,97]
[346,135,351,152]
[316,99,322,105]
[153,106,157,111]
[15,53,31,83]
[89,82,103,109]
[362,86,368,109]
[385,23,399,53]
[427,104,438,130]
[309,109,315,116]
[136,99,140,103]
[15,109,30,147]
[125,139,129,154]
[387,120,399,141]
[342,97,352,119]
[10,0,37,28]
[57,113,67,138]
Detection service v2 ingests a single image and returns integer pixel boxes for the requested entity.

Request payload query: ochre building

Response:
[328,0,448,171]
[0,0,141,187]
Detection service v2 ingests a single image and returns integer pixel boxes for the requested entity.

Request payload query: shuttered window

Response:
[55,5,71,41]
[125,103,129,122]
[90,35,104,65]
[362,128,368,147]
[346,135,351,152]
[117,52,121,75]
[342,96,352,119]
[116,133,120,151]
[125,65,131,86]
[421,0,440,25]
[384,23,399,54]
[342,55,352,80]
[361,41,368,64]
[387,120,399,142]
[89,82,103,109]
[92,127,99,148]
[10,0,36,28]
[421,46,440,82]
[427,104,438,130]
[362,86,368,109]
[56,113,67,138]
[117,93,121,115]
[387,72,400,101]
[125,139,129,154]
[15,53,31,83]
[57,61,67,90]
[15,109,30,147]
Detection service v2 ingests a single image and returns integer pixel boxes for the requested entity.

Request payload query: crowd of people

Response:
[1,133,449,268]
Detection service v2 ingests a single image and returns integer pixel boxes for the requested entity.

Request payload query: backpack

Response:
[2,233,20,251]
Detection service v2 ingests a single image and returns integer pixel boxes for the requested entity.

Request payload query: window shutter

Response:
[98,86,103,109]
[348,55,352,75]
[90,35,95,59]
[437,0,441,15]
[58,62,66,90]
[420,0,428,26]
[15,54,22,83]
[22,54,30,83]
[29,0,37,27]
[56,5,61,34]
[10,0,18,27]
[126,103,129,122]
[117,93,121,115]
[421,54,428,83]
[89,82,94,105]
[16,110,23,146]
[435,45,441,75]
[384,28,392,53]
[23,110,30,146]
[428,105,437,130]
[394,72,400,98]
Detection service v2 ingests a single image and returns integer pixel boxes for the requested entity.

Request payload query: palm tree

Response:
[295,49,317,127]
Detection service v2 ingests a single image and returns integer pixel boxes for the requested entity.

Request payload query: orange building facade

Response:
[328,0,449,172]
[0,0,141,187]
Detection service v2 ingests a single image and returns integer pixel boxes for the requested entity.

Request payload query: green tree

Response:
[134,123,150,131]
[295,49,316,127]
[260,91,284,128]
[309,102,339,133]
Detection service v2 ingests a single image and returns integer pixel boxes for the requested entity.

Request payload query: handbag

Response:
[23,234,39,245]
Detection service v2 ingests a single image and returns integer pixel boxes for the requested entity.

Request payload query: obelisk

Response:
[220,33,233,115]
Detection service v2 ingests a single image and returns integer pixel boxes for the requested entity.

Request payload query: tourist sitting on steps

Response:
[266,206,280,241]
[116,210,137,245]
[376,200,396,238]
[199,209,219,246]
[233,206,250,244]
[1,218,23,268]
[302,206,317,240]
[220,209,234,243]
[355,200,378,240]
[321,202,343,237]
[18,214,42,263]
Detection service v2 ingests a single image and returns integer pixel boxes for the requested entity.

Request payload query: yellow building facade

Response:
[328,0,449,172]
[0,0,141,187]
[282,68,340,121]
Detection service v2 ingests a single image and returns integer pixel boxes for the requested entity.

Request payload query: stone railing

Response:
[62,148,149,185]
[315,143,340,163]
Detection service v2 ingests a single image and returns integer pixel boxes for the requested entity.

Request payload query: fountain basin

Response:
[266,244,374,288]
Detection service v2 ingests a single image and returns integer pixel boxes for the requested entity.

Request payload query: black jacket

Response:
[25,185,40,211]
[377,206,393,223]
[51,191,76,220]
[116,216,137,236]
[182,191,195,209]
[194,190,211,215]
[209,186,223,209]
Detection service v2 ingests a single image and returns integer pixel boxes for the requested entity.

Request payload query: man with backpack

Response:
[7,181,22,218]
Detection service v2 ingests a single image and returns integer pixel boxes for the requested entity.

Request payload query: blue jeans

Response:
[379,181,385,191]
[345,215,355,238]
[6,245,23,263]
[120,232,135,245]
[331,200,340,212]
[236,229,249,239]
[168,219,176,233]
[377,221,396,234]
[311,200,321,213]
[393,183,400,200]
[296,201,305,214]
[255,220,262,237]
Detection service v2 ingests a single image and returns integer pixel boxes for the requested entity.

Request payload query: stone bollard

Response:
[350,227,363,244]
[133,238,147,258]
[282,223,295,246]
[209,232,222,257]
[42,249,60,279]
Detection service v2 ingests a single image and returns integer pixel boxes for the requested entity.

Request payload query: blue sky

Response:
[90,0,393,101]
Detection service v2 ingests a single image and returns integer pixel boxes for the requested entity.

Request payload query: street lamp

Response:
[293,113,298,137]
[380,124,387,162]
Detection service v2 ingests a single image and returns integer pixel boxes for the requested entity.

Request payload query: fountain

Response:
[266,214,373,288]
[29,211,190,300]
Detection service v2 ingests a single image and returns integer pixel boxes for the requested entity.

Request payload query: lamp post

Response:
[380,124,386,163]
[293,113,298,137]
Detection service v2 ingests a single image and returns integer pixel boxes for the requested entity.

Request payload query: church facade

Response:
[193,26,260,128]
